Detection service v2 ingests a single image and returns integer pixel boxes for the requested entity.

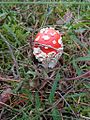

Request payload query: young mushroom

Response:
[33,27,63,68]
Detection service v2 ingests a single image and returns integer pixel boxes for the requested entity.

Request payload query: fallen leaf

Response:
[0,88,12,108]
[56,19,64,25]
[63,10,73,23]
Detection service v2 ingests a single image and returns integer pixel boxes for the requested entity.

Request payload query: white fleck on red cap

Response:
[33,27,63,68]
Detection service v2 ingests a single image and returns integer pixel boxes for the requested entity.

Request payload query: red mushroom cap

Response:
[33,27,63,68]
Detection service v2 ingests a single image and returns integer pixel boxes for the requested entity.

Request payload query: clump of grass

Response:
[0,1,90,120]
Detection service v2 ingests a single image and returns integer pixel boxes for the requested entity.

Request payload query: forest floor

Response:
[0,1,90,120]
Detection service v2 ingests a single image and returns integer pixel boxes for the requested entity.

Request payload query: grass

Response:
[0,0,90,120]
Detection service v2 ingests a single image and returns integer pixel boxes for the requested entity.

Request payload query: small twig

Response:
[46,71,90,82]
[79,102,90,107]
[42,87,73,114]
[0,32,20,79]
[39,79,48,90]
[0,76,20,82]
[64,71,90,81]
[0,102,13,109]
[0,108,4,119]
[57,91,76,117]
[39,71,55,90]
[10,112,21,120]
[34,42,63,51]
[80,114,90,120]
[42,78,85,114]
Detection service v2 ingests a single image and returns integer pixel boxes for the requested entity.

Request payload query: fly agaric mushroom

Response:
[33,27,63,68]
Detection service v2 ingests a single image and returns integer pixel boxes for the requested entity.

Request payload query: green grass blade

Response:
[52,108,62,120]
[49,71,60,103]
[70,33,88,51]
[66,92,87,98]
[35,92,41,110]
[84,83,90,89]
[3,24,20,46]
[72,60,82,75]
[74,56,90,61]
